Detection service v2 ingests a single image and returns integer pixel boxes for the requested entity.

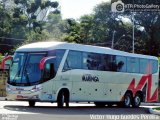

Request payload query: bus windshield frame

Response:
[8,52,47,86]
[8,49,65,86]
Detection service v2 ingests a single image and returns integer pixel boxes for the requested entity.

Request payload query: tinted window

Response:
[24,54,46,84]
[98,54,110,71]
[116,56,127,72]
[127,57,139,73]
[103,55,117,71]
[140,59,149,74]
[83,53,118,71]
[43,60,56,81]
[151,60,158,74]
[64,51,82,70]
[83,52,101,70]
[48,49,65,68]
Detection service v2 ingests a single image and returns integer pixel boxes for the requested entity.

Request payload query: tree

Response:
[79,15,94,43]
[90,1,160,55]
[45,12,63,40]
[0,0,59,54]
[0,0,14,54]
[13,0,59,34]
[121,0,160,56]
[62,19,81,43]
[132,12,160,56]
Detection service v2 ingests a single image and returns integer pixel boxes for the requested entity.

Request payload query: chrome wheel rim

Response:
[135,96,141,106]
[125,96,130,106]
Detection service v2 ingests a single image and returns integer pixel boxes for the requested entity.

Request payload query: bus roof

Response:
[16,41,158,60]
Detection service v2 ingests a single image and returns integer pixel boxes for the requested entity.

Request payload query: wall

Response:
[0,67,8,97]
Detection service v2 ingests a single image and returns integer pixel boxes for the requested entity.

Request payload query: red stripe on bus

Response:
[127,74,158,102]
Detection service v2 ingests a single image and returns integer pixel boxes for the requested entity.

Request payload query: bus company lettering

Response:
[82,74,99,82]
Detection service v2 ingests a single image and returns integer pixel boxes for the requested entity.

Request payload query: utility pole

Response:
[132,0,135,53]
[132,12,135,53]
[111,30,116,49]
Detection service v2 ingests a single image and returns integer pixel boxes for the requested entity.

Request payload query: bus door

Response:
[39,56,57,101]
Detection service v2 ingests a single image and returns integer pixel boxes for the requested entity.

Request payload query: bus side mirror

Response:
[1,55,13,70]
[39,56,56,70]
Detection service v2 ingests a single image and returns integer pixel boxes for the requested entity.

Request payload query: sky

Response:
[57,0,109,19]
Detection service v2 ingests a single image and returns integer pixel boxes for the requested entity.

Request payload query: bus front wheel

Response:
[57,91,69,108]
[29,101,35,107]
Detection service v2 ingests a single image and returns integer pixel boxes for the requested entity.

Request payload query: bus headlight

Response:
[30,85,41,92]
[6,85,12,92]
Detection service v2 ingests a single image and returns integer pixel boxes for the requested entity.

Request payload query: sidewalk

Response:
[141,102,160,115]
[141,102,160,106]
[149,108,160,115]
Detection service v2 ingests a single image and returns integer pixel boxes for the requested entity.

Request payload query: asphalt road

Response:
[0,101,160,120]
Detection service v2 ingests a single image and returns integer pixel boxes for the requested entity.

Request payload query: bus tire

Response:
[29,101,35,107]
[123,93,132,108]
[94,102,106,107]
[57,91,69,108]
[132,93,141,108]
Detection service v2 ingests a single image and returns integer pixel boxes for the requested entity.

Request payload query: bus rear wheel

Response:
[57,91,69,108]
[123,93,132,108]
[132,93,141,108]
[29,101,35,107]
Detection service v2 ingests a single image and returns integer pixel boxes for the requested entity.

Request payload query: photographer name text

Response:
[90,114,159,120]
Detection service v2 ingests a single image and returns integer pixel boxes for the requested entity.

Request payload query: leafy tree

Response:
[121,0,160,56]
[0,1,14,54]
[45,12,63,40]
[132,12,160,56]
[79,15,94,43]
[13,0,59,34]
[0,0,59,54]
[62,19,81,43]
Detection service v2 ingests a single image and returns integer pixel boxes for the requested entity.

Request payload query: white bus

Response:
[2,42,159,108]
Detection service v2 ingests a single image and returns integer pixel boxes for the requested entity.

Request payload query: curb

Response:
[141,102,160,106]
[149,108,160,115]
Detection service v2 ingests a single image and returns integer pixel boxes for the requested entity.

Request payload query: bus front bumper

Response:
[6,84,42,101]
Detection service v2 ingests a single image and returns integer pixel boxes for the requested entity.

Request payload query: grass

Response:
[153,107,160,111]
[158,81,160,102]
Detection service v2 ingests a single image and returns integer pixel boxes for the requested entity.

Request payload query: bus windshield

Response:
[8,50,65,86]
[9,53,46,86]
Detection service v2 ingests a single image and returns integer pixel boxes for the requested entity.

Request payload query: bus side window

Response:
[103,55,112,71]
[44,63,56,80]
[151,60,158,74]
[116,56,126,72]
[127,57,139,73]
[140,59,149,74]
[83,52,101,70]
[63,51,82,71]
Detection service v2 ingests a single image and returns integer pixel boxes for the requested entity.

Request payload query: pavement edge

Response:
[149,108,160,115]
